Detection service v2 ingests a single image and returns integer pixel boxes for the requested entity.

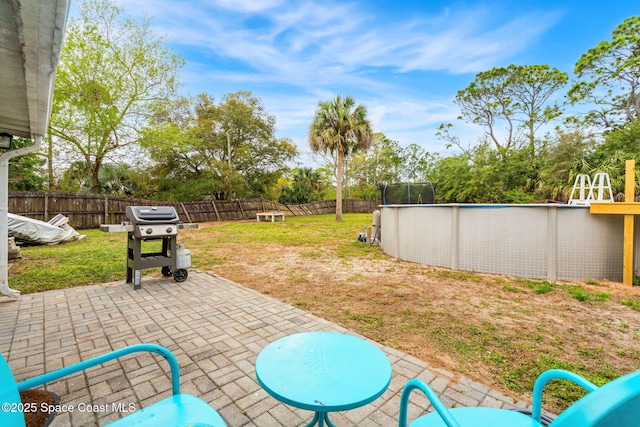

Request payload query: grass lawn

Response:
[8,213,640,413]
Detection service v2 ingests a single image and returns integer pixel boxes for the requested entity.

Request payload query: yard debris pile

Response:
[8,213,85,245]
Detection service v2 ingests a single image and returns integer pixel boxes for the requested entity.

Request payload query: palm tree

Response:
[279,167,326,204]
[309,95,373,221]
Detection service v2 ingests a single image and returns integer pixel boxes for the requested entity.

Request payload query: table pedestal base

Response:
[305,411,336,427]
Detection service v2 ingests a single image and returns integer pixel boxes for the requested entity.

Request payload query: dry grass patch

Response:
[9,213,640,413]
[179,215,640,412]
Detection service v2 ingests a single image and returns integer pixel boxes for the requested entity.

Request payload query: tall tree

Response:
[309,95,373,221]
[509,65,568,152]
[142,92,297,201]
[401,143,431,182]
[49,0,184,194]
[346,133,404,200]
[569,16,640,130]
[441,65,567,154]
[197,92,297,198]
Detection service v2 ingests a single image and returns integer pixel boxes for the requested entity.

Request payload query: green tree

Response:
[535,129,595,201]
[143,92,297,201]
[428,146,502,203]
[427,143,541,203]
[57,161,136,195]
[7,138,46,191]
[278,167,328,204]
[198,92,298,198]
[401,143,431,182]
[50,0,184,194]
[345,133,403,200]
[309,95,373,221]
[569,16,640,130]
[346,137,436,200]
[440,64,567,154]
[569,120,640,197]
[97,164,136,196]
[57,161,91,192]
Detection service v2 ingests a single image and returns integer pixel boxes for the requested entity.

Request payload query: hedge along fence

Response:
[7,192,380,229]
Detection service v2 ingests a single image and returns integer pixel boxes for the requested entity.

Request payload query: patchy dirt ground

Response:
[180,220,640,411]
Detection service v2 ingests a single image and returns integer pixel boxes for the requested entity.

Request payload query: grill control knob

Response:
[145,227,153,234]
[166,227,173,233]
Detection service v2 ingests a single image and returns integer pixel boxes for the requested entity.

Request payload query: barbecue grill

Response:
[101,206,197,289]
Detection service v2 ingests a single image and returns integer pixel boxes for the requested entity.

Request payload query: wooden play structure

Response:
[590,160,640,286]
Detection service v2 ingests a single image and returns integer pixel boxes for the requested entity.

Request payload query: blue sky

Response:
[113,0,640,166]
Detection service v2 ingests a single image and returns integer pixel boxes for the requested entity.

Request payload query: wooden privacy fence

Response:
[7,192,380,229]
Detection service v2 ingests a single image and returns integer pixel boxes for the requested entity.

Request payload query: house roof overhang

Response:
[0,0,70,138]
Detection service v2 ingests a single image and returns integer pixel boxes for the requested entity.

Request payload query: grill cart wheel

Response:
[161,266,173,277]
[174,269,188,282]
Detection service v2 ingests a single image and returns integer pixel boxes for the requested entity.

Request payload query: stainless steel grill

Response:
[101,206,196,289]
[126,206,180,239]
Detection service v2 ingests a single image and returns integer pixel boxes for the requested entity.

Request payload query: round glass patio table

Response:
[255,331,392,427]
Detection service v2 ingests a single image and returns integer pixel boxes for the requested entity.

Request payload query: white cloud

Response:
[127,0,559,85]
[111,0,564,162]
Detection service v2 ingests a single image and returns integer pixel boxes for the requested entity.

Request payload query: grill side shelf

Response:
[178,223,199,230]
[100,224,134,233]
[100,223,197,233]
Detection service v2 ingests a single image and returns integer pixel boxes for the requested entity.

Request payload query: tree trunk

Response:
[335,150,344,221]
[91,161,101,194]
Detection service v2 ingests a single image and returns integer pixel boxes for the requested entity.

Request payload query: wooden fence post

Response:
[104,195,108,224]
[211,201,221,221]
[180,202,192,223]
[238,200,246,219]
[44,192,49,222]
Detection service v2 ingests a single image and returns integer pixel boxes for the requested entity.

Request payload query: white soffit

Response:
[0,0,70,138]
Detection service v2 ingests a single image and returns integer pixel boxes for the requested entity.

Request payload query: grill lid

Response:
[126,206,179,224]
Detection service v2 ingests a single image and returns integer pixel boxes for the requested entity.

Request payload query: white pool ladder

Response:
[587,172,614,203]
[568,173,614,206]
[568,174,592,206]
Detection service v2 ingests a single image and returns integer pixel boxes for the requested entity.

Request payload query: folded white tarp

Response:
[8,213,85,245]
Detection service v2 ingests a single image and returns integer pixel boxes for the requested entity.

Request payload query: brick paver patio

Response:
[0,271,530,426]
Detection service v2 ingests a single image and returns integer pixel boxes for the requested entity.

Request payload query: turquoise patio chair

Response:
[1,343,227,427]
[399,369,640,427]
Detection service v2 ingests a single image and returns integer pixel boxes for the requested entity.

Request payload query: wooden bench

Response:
[256,211,285,222]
